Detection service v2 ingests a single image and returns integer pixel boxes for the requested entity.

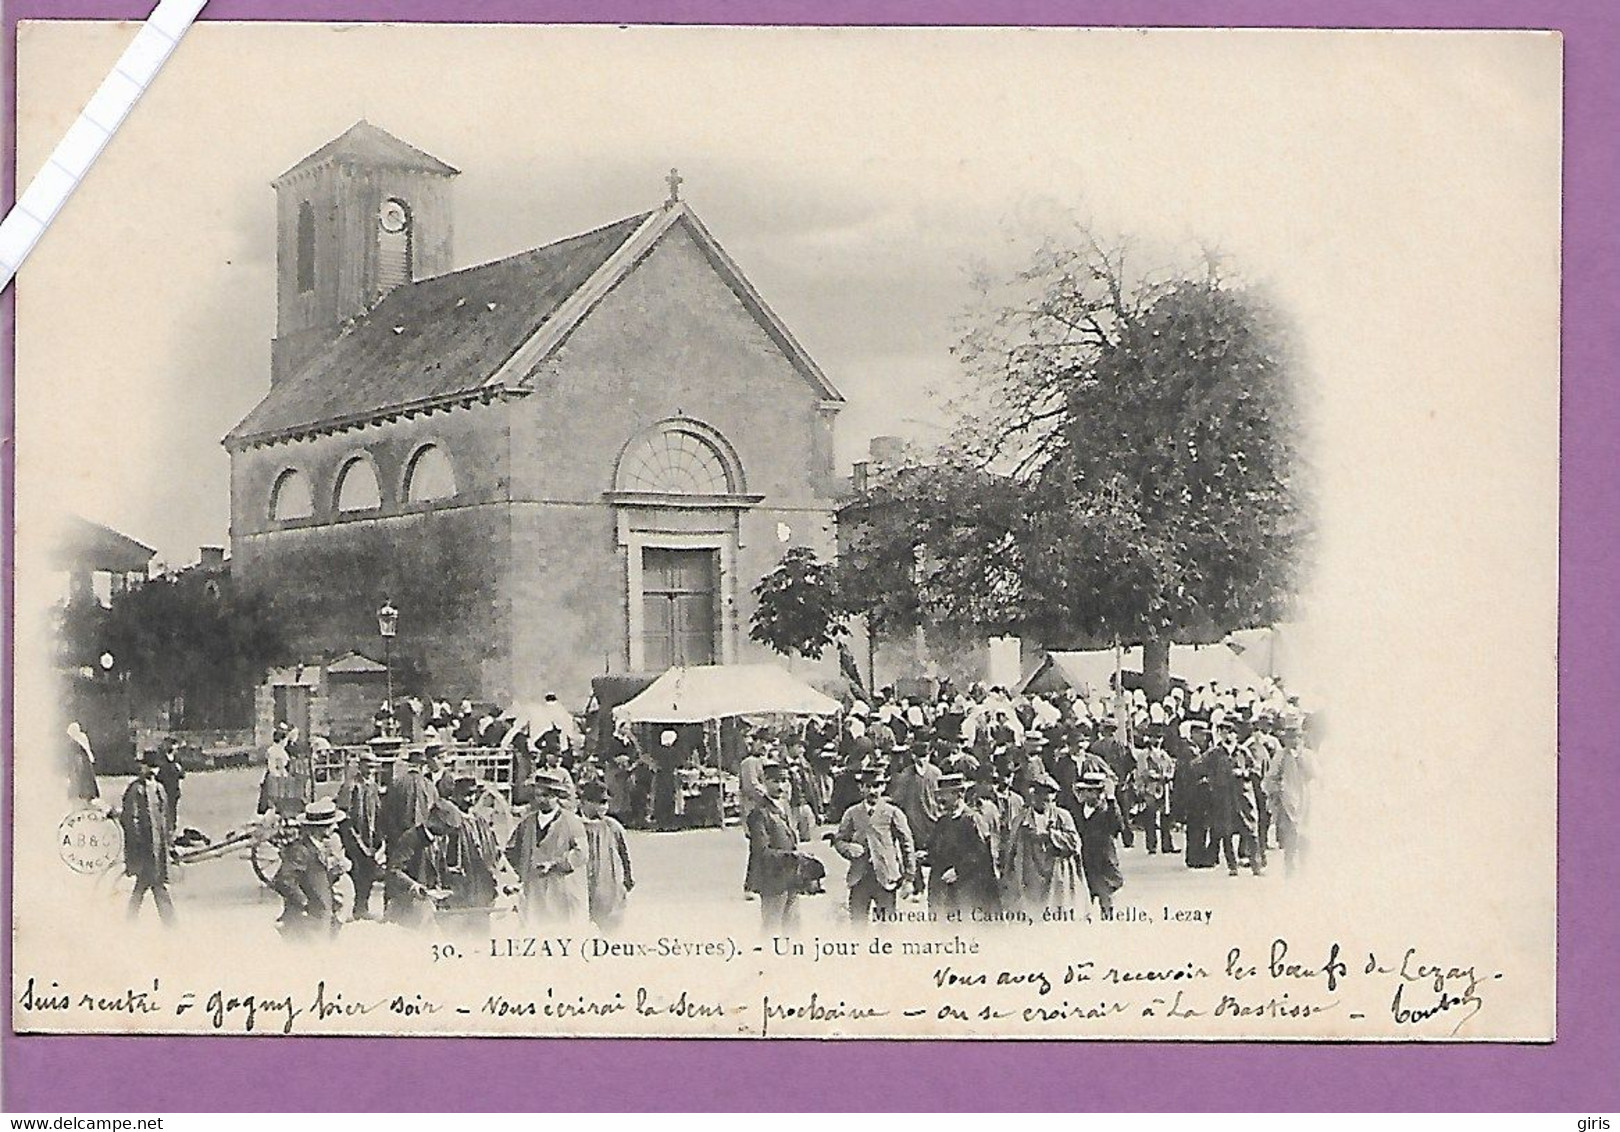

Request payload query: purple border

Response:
[5,0,1616,1113]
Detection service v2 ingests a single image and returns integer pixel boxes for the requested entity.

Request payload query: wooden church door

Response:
[641,548,718,669]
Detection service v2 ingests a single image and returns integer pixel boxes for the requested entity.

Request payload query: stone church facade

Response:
[227,122,844,706]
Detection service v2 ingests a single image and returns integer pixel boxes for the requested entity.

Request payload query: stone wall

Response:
[231,400,514,702]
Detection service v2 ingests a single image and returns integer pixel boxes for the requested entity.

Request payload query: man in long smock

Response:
[504,769,589,926]
[1002,774,1083,915]
[580,781,635,931]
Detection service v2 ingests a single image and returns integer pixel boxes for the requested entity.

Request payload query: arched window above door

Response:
[614,419,744,496]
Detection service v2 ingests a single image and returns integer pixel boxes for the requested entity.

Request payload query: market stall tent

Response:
[1022,643,1272,696]
[613,663,843,723]
[1021,648,1142,696]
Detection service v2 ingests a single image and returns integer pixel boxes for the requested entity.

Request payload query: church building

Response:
[226,121,845,707]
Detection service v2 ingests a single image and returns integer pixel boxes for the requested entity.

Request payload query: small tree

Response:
[750,547,847,661]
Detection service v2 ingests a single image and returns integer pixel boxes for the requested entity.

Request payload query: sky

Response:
[17,23,1557,570]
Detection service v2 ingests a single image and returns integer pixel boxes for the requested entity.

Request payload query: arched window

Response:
[295,201,316,293]
[334,457,382,513]
[403,444,457,503]
[616,421,740,495]
[270,468,314,521]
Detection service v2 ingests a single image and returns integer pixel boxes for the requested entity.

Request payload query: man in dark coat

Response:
[745,762,806,931]
[926,774,998,916]
[440,779,503,934]
[1208,720,1265,877]
[1173,722,1216,868]
[153,739,186,835]
[119,751,174,924]
[386,798,461,928]
[1088,726,1136,849]
[1074,772,1125,916]
[271,800,347,940]
[334,752,384,919]
[380,747,439,915]
[381,748,438,853]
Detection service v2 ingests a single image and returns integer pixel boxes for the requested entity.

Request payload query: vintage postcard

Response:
[9,22,1560,1039]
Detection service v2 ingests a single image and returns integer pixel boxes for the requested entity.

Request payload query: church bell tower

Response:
[270,120,459,382]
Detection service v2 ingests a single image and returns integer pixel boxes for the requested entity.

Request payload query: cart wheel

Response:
[251,838,282,886]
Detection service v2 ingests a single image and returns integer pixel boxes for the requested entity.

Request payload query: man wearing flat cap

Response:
[440,777,503,934]
[273,799,349,939]
[385,798,466,928]
[335,751,384,919]
[505,769,590,926]
[834,766,916,923]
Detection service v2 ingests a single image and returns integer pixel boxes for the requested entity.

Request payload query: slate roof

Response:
[51,515,156,573]
[228,212,653,445]
[275,120,459,182]
[326,651,389,675]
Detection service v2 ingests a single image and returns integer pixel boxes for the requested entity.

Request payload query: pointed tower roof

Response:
[274,120,459,183]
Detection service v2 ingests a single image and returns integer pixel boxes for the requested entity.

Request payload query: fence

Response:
[311,744,521,799]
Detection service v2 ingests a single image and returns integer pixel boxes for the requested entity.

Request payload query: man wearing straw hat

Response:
[272,799,349,940]
[1074,771,1126,916]
[834,765,916,924]
[505,768,589,926]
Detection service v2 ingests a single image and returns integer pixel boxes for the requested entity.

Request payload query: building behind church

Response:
[227,122,845,713]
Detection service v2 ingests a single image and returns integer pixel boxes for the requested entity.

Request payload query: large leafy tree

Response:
[943,227,1311,692]
[58,573,291,729]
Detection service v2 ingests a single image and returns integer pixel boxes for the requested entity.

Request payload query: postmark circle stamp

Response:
[58,808,123,874]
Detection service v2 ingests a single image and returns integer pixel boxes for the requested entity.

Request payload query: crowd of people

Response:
[268,749,636,942]
[739,678,1317,931]
[69,671,1316,941]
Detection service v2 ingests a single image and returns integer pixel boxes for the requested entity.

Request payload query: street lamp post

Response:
[377,599,399,738]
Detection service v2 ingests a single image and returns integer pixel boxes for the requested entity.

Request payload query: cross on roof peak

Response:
[665,167,684,207]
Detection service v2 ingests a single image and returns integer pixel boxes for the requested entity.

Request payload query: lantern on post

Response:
[377,600,399,737]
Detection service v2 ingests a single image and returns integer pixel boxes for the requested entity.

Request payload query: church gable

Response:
[501,207,843,406]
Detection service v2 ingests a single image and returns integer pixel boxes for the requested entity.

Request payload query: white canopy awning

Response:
[612,664,843,724]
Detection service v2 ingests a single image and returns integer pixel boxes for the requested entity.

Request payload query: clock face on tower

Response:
[379,199,409,233]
